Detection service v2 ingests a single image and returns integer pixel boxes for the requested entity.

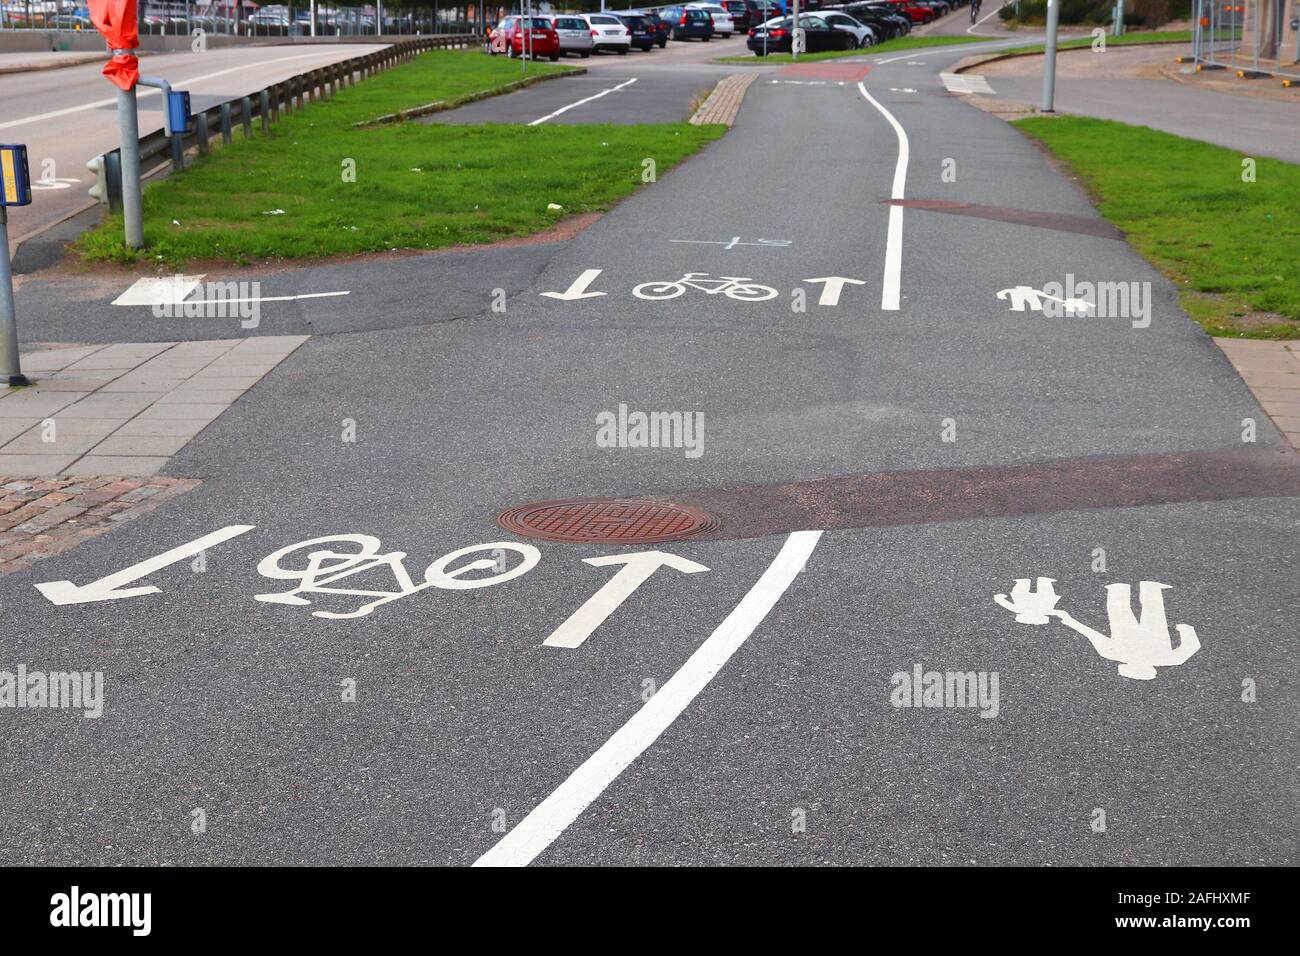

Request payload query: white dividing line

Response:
[473,529,824,867]
[184,291,350,306]
[968,1,1011,34]
[528,77,638,126]
[857,81,909,312]
[0,51,372,130]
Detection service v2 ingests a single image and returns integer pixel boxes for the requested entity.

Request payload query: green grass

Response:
[714,33,986,63]
[78,51,725,265]
[1013,115,1300,339]
[996,29,1194,56]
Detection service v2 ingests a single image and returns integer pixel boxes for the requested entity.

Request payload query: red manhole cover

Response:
[497,498,720,544]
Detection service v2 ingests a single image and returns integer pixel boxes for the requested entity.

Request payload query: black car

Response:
[839,2,912,35]
[640,10,671,46]
[747,13,856,54]
[660,5,715,40]
[735,0,783,30]
[616,13,659,49]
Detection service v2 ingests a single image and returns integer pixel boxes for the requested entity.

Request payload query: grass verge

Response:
[996,29,1194,56]
[78,51,725,266]
[714,33,986,63]
[1013,115,1300,339]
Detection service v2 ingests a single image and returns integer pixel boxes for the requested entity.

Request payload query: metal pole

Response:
[117,83,144,248]
[1041,0,1060,112]
[311,0,316,35]
[1113,0,1124,36]
[792,0,799,59]
[0,208,28,387]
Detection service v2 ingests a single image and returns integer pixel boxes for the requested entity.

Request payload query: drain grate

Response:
[497,498,720,544]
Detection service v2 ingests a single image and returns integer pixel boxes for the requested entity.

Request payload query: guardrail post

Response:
[220,102,233,145]
[260,90,271,130]
[241,97,253,138]
[196,112,210,155]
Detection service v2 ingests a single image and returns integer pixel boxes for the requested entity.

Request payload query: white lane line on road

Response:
[473,529,824,867]
[857,81,909,312]
[968,1,1011,34]
[528,77,638,126]
[0,51,368,130]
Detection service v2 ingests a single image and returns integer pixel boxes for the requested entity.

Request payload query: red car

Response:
[887,0,936,22]
[489,16,561,60]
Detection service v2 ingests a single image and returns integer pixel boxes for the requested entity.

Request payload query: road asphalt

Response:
[1,31,1296,866]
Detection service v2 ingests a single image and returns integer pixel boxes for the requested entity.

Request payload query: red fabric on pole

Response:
[88,0,140,90]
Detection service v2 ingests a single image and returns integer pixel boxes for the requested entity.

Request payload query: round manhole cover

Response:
[497,498,720,544]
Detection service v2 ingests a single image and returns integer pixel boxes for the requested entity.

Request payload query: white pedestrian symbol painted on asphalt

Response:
[994,577,1201,680]
[997,285,1093,315]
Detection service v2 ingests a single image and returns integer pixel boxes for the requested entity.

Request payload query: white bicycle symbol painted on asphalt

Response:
[632,272,779,302]
[254,535,539,620]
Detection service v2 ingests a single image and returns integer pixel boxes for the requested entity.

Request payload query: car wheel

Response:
[618,46,628,54]
[703,35,710,41]
[550,55,559,61]
[659,39,667,47]
[581,51,591,58]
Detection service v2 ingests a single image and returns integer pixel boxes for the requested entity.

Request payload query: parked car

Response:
[489,16,561,60]
[551,14,594,57]
[818,9,877,46]
[615,13,659,50]
[642,10,671,46]
[747,13,856,54]
[660,5,715,40]
[724,0,750,30]
[582,13,632,53]
[884,0,935,23]
[836,2,911,36]
[687,3,735,36]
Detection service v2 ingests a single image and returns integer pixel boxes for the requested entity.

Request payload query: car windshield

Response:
[622,16,648,25]
[554,17,584,28]
[591,15,621,23]
[522,17,551,28]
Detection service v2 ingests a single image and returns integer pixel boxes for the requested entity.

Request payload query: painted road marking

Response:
[940,72,995,95]
[474,529,823,867]
[183,291,349,306]
[994,578,1200,681]
[804,276,866,307]
[35,526,256,605]
[969,1,1011,33]
[857,82,909,311]
[540,268,607,301]
[528,77,638,126]
[112,275,205,307]
[543,551,709,649]
[668,237,791,250]
[887,87,917,93]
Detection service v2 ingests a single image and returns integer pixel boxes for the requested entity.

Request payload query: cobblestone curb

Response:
[690,73,757,126]
[0,476,199,577]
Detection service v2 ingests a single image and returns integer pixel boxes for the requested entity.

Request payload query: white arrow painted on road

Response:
[540,268,607,301]
[35,525,255,606]
[804,276,867,307]
[543,550,709,649]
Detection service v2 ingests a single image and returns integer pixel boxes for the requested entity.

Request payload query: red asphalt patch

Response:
[776,62,871,81]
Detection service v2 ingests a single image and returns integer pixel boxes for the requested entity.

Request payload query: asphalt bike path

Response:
[1,41,1295,865]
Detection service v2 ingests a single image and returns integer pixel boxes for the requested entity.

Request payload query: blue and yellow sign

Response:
[0,144,32,207]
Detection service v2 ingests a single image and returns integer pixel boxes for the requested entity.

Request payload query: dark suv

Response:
[660,5,715,40]
[616,13,659,49]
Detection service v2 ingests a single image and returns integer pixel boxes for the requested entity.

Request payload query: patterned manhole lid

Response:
[497,498,720,544]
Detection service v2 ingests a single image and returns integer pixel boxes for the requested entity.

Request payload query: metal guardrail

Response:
[106,34,478,193]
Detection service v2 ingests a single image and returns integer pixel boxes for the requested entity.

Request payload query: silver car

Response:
[551,15,595,58]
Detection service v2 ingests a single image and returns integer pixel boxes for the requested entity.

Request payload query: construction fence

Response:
[1192,0,1300,81]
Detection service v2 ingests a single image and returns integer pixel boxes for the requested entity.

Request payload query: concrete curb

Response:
[953,36,1192,74]
[359,67,586,126]
[0,52,109,76]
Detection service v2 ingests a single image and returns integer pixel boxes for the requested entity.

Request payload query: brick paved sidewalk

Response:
[0,336,307,477]
[0,476,198,577]
[1215,338,1300,449]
